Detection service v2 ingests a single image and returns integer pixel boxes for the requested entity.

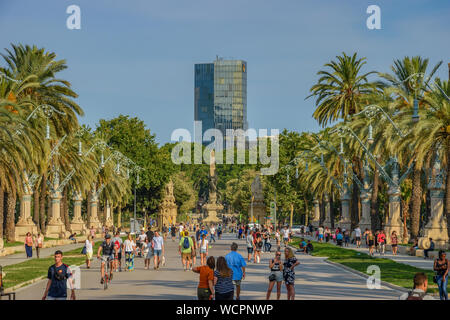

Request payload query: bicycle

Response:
[99,256,112,290]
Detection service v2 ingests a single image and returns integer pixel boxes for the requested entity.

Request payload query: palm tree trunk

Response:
[62,188,71,232]
[0,184,4,239]
[370,166,380,230]
[39,173,47,233]
[410,164,422,239]
[33,187,40,232]
[5,190,17,242]
[117,206,122,228]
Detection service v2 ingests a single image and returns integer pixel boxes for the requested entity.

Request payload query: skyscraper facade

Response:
[194,57,247,145]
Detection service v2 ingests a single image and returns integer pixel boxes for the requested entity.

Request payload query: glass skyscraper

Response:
[195,57,247,145]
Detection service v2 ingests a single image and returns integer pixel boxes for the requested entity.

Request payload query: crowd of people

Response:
[32,220,449,301]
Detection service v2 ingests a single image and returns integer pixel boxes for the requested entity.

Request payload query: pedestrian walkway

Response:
[298,234,435,270]
[0,242,86,267]
[14,233,401,300]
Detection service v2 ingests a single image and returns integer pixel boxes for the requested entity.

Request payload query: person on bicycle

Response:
[97,234,117,284]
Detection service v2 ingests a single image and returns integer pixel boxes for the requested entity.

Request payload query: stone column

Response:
[15,191,38,241]
[385,184,407,244]
[419,159,449,249]
[323,194,332,228]
[359,189,372,232]
[45,189,67,238]
[339,196,351,231]
[88,189,101,232]
[70,192,87,235]
[311,198,320,227]
[104,200,113,228]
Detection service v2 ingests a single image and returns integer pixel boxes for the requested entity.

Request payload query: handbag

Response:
[433,274,438,284]
[81,245,87,255]
[268,273,277,281]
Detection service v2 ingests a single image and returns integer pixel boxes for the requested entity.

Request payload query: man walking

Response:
[210,225,216,243]
[42,250,75,300]
[152,231,165,269]
[354,226,362,248]
[179,230,194,271]
[399,272,435,300]
[225,242,246,300]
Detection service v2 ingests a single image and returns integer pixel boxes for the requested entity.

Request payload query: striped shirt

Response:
[214,270,234,294]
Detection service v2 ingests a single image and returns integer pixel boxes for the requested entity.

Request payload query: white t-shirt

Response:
[355,228,362,237]
[318,227,324,235]
[210,227,216,235]
[124,239,135,252]
[138,234,147,242]
[179,225,184,233]
[152,236,164,250]
[282,229,289,239]
[200,239,209,250]
[275,232,280,240]
[85,239,93,253]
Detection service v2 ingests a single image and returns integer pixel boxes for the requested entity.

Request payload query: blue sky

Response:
[0,0,449,145]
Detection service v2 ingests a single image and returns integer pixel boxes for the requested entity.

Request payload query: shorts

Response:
[318,235,324,240]
[391,244,398,248]
[269,271,283,282]
[283,237,289,242]
[197,287,212,300]
[101,255,113,263]
[368,240,374,246]
[247,247,254,254]
[182,253,192,261]
[154,249,162,256]
[47,296,67,300]
[233,280,242,286]
[356,236,361,241]
[146,249,153,259]
[200,248,207,254]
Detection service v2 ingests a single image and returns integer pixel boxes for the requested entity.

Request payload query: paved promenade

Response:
[0,242,86,267]
[12,233,402,300]
[298,234,436,270]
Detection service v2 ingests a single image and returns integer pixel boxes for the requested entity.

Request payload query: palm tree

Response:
[380,56,443,239]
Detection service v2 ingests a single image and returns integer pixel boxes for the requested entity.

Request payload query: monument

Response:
[250,173,267,225]
[419,158,449,249]
[203,150,223,225]
[15,171,38,241]
[158,179,178,229]
[70,191,87,235]
[45,169,70,238]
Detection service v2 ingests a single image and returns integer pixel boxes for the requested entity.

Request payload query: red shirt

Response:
[377,233,386,244]
[197,266,214,289]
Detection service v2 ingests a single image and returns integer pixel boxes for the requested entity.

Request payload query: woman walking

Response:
[24,232,33,258]
[171,225,177,242]
[214,256,234,300]
[266,250,283,300]
[144,238,152,269]
[124,233,137,271]
[391,231,398,255]
[199,234,209,265]
[193,256,215,300]
[35,233,43,259]
[283,247,300,300]
[434,250,449,300]
[255,236,263,263]
[85,235,94,268]
[191,235,198,266]
[368,231,375,256]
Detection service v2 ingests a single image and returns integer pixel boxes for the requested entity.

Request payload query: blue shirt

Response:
[337,233,343,241]
[47,264,72,298]
[200,230,208,237]
[225,251,246,281]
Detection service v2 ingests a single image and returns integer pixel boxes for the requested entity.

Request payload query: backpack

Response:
[406,291,426,300]
[183,237,190,250]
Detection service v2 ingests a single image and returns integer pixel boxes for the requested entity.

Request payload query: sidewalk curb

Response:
[287,242,409,292]
[323,259,409,293]
[4,276,46,294]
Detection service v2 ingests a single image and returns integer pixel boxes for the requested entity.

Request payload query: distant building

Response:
[194,57,248,147]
